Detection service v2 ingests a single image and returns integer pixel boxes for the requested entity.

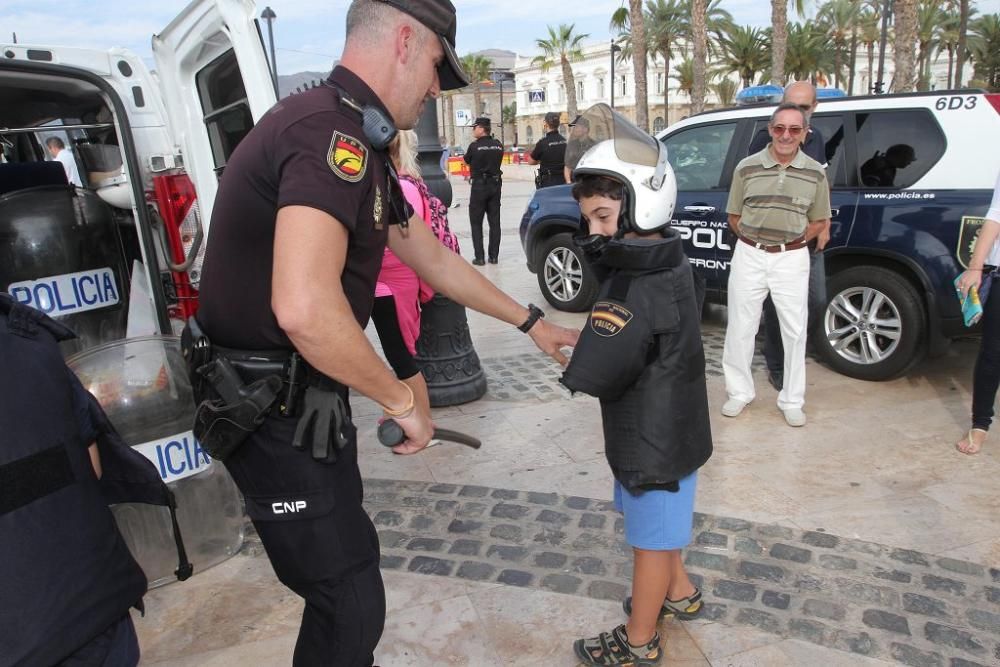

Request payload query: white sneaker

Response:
[722,398,748,417]
[782,408,807,427]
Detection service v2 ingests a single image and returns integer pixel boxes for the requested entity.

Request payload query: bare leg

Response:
[666,551,697,601]
[626,548,673,645]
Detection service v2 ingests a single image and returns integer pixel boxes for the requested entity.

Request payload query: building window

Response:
[653,116,665,133]
[558,84,565,103]
[656,72,665,95]
[618,75,627,97]
[576,80,585,101]
[526,125,534,144]
[597,77,605,99]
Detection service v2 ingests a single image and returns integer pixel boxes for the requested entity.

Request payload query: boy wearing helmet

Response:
[560,105,713,666]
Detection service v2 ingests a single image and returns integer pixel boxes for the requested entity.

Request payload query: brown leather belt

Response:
[738,234,808,253]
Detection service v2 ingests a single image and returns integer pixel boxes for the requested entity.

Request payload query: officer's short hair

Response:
[544,112,560,129]
[346,0,428,49]
[46,137,65,150]
[769,102,808,127]
[572,174,625,202]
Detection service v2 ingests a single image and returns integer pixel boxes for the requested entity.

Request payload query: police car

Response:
[1,0,277,355]
[519,91,1000,380]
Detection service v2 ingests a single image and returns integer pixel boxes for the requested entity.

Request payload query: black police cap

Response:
[472,116,492,130]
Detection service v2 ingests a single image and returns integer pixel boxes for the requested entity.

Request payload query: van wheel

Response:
[537,233,599,312]
[817,266,926,381]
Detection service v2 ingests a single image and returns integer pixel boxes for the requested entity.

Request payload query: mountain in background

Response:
[277,70,331,98]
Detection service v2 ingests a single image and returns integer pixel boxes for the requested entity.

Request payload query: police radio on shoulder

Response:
[518,304,545,333]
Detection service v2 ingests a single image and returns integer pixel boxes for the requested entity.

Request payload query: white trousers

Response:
[722,241,810,410]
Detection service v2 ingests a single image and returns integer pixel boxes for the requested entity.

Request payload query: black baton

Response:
[378,419,482,449]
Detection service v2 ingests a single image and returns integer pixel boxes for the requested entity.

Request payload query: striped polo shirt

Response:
[726,145,831,244]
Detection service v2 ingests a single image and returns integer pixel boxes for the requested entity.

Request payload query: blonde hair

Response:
[390,129,421,179]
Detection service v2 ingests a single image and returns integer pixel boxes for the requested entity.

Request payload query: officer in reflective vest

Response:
[0,293,190,666]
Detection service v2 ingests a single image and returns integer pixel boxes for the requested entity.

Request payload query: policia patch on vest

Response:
[328,131,367,182]
[590,301,634,337]
[374,184,385,230]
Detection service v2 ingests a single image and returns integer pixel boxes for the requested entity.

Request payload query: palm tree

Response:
[611,3,651,132]
[711,77,738,106]
[938,8,961,88]
[673,57,695,100]
[915,0,947,91]
[771,0,807,85]
[646,0,687,123]
[690,0,708,114]
[533,24,589,121]
[954,0,971,86]
[782,21,833,83]
[969,13,1000,89]
[894,0,919,92]
[718,25,769,88]
[460,54,493,119]
[818,0,861,90]
[859,5,882,93]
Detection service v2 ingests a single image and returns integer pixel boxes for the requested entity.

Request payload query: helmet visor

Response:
[573,103,661,168]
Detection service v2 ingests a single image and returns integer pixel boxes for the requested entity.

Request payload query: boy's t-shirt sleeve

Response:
[560,299,650,401]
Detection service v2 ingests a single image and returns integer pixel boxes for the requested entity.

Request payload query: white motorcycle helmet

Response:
[571,104,677,233]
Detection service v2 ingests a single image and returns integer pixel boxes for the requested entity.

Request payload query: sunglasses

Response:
[770,125,804,137]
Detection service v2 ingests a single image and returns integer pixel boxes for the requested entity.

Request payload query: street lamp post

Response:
[610,41,622,108]
[260,7,279,98]
[490,71,509,146]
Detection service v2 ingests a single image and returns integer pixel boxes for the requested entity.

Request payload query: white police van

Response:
[1,0,277,353]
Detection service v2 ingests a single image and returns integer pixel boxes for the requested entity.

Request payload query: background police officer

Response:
[1,294,185,667]
[528,111,567,188]
[464,116,504,264]
[191,0,578,665]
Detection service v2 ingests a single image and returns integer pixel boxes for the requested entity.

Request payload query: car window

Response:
[662,122,737,191]
[855,109,945,189]
[747,114,848,187]
[196,50,254,173]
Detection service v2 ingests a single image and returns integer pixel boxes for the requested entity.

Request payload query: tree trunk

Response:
[630,0,650,132]
[473,87,483,119]
[955,0,969,87]
[562,55,579,121]
[848,28,858,94]
[771,0,788,85]
[947,49,954,89]
[867,43,875,94]
[664,53,670,123]
[834,48,842,89]
[691,0,708,115]
[894,0,918,92]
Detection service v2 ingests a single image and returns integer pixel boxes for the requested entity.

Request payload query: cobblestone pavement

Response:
[479,332,767,402]
[292,479,1000,667]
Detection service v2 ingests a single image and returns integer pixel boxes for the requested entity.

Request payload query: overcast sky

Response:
[4,0,1000,75]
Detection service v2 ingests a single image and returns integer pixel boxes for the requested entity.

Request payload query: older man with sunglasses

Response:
[721,102,832,427]
[747,81,828,393]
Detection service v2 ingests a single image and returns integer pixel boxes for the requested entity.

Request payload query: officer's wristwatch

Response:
[518,304,545,333]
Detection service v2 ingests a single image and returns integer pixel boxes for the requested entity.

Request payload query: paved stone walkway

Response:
[246,479,1000,667]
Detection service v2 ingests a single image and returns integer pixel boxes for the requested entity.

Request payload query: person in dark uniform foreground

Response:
[528,111,567,188]
[464,116,504,264]
[0,294,188,667]
[187,1,579,665]
[560,105,712,665]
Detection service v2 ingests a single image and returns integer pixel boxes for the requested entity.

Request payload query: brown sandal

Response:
[956,428,988,455]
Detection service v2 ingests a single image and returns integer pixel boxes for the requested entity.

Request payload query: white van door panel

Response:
[153,0,276,228]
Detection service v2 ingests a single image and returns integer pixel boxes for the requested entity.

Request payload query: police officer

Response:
[0,294,189,666]
[190,1,578,665]
[563,114,597,184]
[464,116,504,264]
[528,111,567,188]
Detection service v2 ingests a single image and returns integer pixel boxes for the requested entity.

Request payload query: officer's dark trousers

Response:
[762,250,827,373]
[225,403,385,667]
[469,178,501,261]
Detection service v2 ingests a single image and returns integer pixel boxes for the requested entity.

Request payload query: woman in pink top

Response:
[371,130,460,416]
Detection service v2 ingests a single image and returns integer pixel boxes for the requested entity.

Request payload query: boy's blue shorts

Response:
[613,472,698,550]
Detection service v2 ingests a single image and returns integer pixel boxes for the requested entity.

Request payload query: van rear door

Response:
[152,0,277,229]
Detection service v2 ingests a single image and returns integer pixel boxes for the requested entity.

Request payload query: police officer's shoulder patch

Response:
[327,131,367,182]
[590,301,634,337]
